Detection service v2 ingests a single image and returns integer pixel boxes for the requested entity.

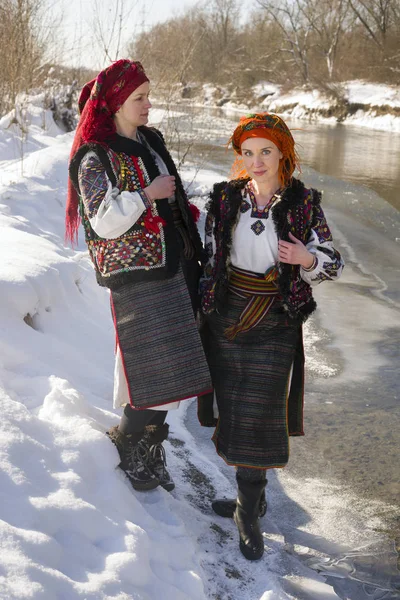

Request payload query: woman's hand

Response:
[145,175,176,201]
[278,232,315,269]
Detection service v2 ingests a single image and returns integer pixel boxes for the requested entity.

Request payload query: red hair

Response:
[65,60,149,245]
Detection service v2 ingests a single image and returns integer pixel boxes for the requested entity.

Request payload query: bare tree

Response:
[346,0,400,79]
[210,0,240,48]
[90,0,138,67]
[257,0,312,84]
[299,0,351,79]
[348,0,396,49]
[0,0,54,113]
[129,6,211,85]
[127,0,400,88]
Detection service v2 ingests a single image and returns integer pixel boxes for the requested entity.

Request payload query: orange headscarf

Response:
[229,112,300,186]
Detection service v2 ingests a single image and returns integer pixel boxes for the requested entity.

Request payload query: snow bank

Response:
[261,81,400,133]
[0,119,208,599]
[345,80,400,108]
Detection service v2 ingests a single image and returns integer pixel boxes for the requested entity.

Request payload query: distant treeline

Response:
[129,0,400,90]
[1,0,399,118]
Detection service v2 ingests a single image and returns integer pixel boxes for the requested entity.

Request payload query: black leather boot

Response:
[212,485,267,518]
[233,478,266,560]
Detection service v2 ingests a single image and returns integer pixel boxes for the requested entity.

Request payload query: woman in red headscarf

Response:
[67,60,211,494]
[198,113,344,560]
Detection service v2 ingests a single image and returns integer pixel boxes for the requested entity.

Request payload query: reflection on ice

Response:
[305,544,400,599]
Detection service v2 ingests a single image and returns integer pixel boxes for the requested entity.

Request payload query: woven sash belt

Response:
[224,265,279,340]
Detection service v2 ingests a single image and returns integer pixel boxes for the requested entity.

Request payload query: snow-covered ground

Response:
[0,101,399,599]
[181,80,400,133]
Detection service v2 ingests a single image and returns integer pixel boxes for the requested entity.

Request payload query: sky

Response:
[55,0,205,70]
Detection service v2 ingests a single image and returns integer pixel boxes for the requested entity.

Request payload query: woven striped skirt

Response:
[205,292,302,469]
[110,264,212,410]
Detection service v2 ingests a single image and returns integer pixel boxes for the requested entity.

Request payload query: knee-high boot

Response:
[211,486,267,518]
[233,477,266,560]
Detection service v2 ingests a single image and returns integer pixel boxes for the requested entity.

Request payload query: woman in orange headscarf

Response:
[199,113,344,561]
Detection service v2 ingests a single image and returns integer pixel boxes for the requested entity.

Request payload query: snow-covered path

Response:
[0,103,399,599]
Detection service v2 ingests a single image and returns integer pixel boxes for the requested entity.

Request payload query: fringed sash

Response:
[224,265,279,340]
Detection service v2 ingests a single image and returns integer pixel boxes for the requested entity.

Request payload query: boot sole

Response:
[161,482,175,492]
[127,477,160,491]
[118,467,160,491]
[239,539,264,561]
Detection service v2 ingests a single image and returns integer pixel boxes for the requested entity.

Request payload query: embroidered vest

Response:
[201,177,318,321]
[69,128,204,289]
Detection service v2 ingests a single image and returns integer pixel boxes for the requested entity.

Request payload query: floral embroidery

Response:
[205,212,214,238]
[79,149,167,277]
[95,231,163,275]
[312,205,333,243]
[205,241,213,258]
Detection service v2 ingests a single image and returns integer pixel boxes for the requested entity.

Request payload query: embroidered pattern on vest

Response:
[79,150,167,279]
[201,179,318,320]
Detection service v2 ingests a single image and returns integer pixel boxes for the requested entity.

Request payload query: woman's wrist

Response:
[302,253,317,271]
[143,187,153,202]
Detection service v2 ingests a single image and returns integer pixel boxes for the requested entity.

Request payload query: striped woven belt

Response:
[224,265,279,340]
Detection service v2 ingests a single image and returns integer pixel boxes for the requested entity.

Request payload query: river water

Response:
[156,104,400,599]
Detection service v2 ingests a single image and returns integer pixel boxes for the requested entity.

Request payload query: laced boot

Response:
[212,485,267,519]
[233,478,266,561]
[107,425,160,491]
[142,423,175,492]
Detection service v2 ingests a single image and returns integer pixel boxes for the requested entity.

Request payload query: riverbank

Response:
[166,79,400,133]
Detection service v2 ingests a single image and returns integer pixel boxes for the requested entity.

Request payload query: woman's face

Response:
[240,136,283,186]
[114,81,151,129]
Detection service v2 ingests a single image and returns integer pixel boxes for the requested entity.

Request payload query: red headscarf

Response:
[229,112,300,186]
[66,59,149,244]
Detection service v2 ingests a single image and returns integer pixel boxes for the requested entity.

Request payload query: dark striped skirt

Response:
[205,292,302,469]
[110,265,212,409]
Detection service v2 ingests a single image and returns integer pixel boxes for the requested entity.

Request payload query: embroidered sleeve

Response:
[78,152,146,239]
[300,204,344,286]
[199,208,216,294]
